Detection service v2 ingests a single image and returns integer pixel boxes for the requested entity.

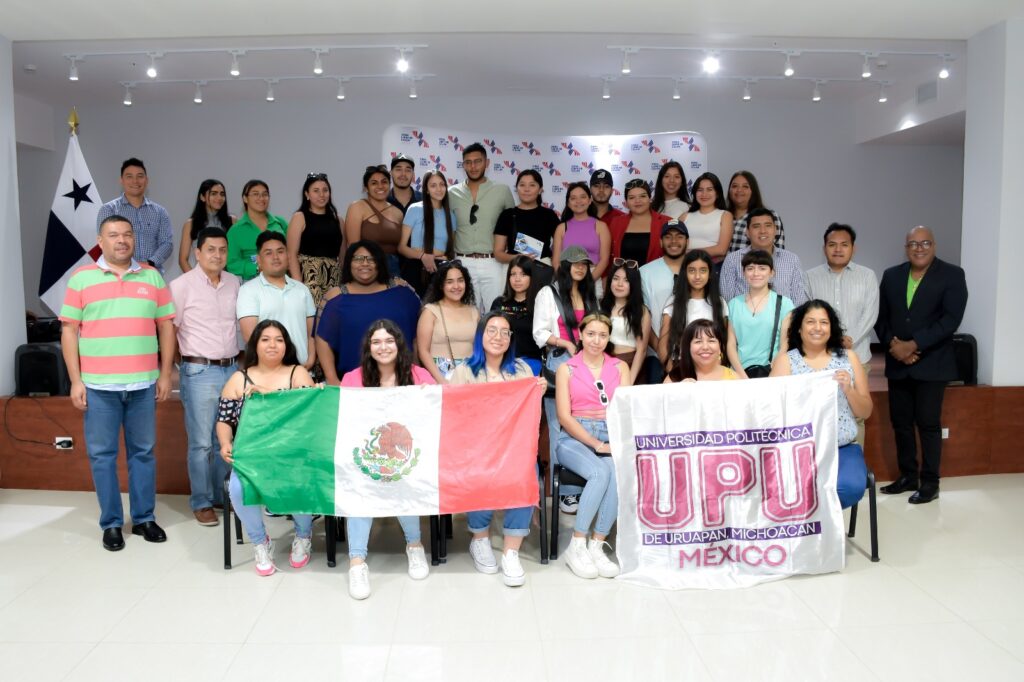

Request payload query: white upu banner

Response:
[606,373,845,590]
[382,125,708,211]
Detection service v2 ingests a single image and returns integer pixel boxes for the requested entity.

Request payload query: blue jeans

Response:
[83,385,157,530]
[545,396,581,496]
[556,418,617,536]
[179,362,234,510]
[467,507,532,537]
[346,516,421,560]
[838,443,868,509]
[228,471,312,546]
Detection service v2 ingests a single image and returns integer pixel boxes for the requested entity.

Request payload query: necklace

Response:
[746,290,770,314]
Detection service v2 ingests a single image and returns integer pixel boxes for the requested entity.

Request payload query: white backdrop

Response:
[382,125,708,211]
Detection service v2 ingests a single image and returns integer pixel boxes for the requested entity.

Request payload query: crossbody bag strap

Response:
[435,304,457,362]
[550,284,578,347]
[766,293,783,362]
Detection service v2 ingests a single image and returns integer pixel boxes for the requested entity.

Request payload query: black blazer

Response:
[874,257,968,381]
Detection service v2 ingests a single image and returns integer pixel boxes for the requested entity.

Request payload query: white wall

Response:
[2,35,28,393]
[17,91,963,317]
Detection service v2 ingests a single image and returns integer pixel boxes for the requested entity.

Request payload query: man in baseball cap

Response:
[589,169,625,225]
[387,153,421,216]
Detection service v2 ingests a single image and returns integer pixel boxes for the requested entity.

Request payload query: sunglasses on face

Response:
[613,257,639,269]
[594,379,610,406]
[469,204,479,225]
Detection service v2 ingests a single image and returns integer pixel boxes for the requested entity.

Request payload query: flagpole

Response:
[68,107,78,136]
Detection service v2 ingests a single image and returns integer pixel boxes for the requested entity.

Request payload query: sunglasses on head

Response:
[613,257,638,269]
[307,172,328,181]
[624,179,649,192]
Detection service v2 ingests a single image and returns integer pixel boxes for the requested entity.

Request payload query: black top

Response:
[494,206,560,259]
[490,296,542,360]
[620,232,650,266]
[299,210,343,258]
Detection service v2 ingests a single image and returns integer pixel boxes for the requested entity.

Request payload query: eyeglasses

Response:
[351,255,376,264]
[906,240,933,250]
[594,379,610,406]
[613,257,639,269]
[484,326,513,339]
[307,172,328,181]
[469,204,479,225]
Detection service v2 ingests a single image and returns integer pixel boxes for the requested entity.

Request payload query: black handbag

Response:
[743,294,783,379]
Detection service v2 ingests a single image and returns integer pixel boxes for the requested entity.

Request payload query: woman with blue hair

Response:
[450,311,543,586]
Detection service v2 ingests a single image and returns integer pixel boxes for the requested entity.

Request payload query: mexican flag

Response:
[232,379,543,516]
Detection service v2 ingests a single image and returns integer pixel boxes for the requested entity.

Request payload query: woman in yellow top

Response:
[665,319,739,383]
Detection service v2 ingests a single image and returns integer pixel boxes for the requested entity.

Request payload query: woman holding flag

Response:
[341,319,432,600]
[555,313,631,579]
[216,320,315,577]
[450,312,544,587]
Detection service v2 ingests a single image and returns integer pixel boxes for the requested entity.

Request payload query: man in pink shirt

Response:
[169,227,241,526]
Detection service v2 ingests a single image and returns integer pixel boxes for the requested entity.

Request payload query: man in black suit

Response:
[875,226,968,504]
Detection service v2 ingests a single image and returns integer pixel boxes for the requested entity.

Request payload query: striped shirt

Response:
[729,208,786,252]
[96,194,174,272]
[806,262,879,363]
[719,246,810,306]
[59,257,175,388]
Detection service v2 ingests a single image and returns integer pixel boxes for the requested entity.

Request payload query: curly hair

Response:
[424,259,476,307]
[786,300,846,357]
[358,319,415,387]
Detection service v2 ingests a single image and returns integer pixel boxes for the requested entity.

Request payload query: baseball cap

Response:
[560,245,593,264]
[390,153,414,170]
[589,169,613,187]
[661,220,689,238]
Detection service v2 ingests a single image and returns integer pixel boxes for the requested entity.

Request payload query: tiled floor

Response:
[2,475,1024,681]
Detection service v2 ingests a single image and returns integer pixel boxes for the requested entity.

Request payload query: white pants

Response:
[460,256,504,313]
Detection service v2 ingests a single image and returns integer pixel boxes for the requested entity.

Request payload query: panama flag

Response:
[38,133,102,314]
[232,379,543,516]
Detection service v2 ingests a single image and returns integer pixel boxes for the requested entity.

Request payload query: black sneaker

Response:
[559,495,580,514]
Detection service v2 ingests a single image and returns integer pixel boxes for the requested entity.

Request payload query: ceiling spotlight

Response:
[861,55,872,79]
[146,54,158,79]
[229,53,240,77]
[68,58,79,81]
[313,52,324,76]
[266,81,275,102]
[742,82,752,101]
[193,82,203,105]
[336,81,346,100]
[123,86,133,107]
[939,57,951,79]
[672,82,681,100]
[878,85,888,103]
[783,55,794,78]
[396,49,410,73]
[621,51,631,75]
[409,82,418,99]
[602,80,611,100]
[812,82,822,102]
[702,54,720,75]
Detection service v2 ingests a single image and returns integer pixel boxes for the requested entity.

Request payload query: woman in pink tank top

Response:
[554,313,631,580]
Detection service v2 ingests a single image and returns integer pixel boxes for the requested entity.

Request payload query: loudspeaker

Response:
[951,333,978,386]
[15,343,70,397]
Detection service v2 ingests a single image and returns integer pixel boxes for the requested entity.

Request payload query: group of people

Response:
[59,146,968,596]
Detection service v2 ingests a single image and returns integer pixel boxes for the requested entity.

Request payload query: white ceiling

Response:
[6,1,1022,107]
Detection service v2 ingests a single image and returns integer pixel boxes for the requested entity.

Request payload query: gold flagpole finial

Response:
[68,107,79,136]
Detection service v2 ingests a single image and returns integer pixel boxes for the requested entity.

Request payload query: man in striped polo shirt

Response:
[60,215,177,552]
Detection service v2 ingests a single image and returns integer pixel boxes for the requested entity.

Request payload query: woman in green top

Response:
[227,179,289,280]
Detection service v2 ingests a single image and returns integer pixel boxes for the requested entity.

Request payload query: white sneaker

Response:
[348,562,371,600]
[469,537,499,574]
[406,545,429,580]
[289,536,311,569]
[559,495,580,514]
[588,538,620,578]
[501,549,526,587]
[564,536,598,579]
[253,539,276,577]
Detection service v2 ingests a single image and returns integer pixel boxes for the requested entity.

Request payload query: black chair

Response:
[324,516,347,568]
[847,468,880,562]
[549,463,588,560]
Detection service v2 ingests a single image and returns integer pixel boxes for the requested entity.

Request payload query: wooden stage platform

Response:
[1,381,1019,494]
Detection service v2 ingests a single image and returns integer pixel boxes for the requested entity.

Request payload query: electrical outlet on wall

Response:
[54,437,73,450]
[941,428,949,439]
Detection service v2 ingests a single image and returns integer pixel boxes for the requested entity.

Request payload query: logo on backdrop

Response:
[634,423,820,568]
[515,141,541,156]
[354,422,421,482]
[483,138,503,155]
[503,160,519,175]
[541,161,561,176]
[677,136,701,152]
[427,155,447,172]
[445,135,464,151]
